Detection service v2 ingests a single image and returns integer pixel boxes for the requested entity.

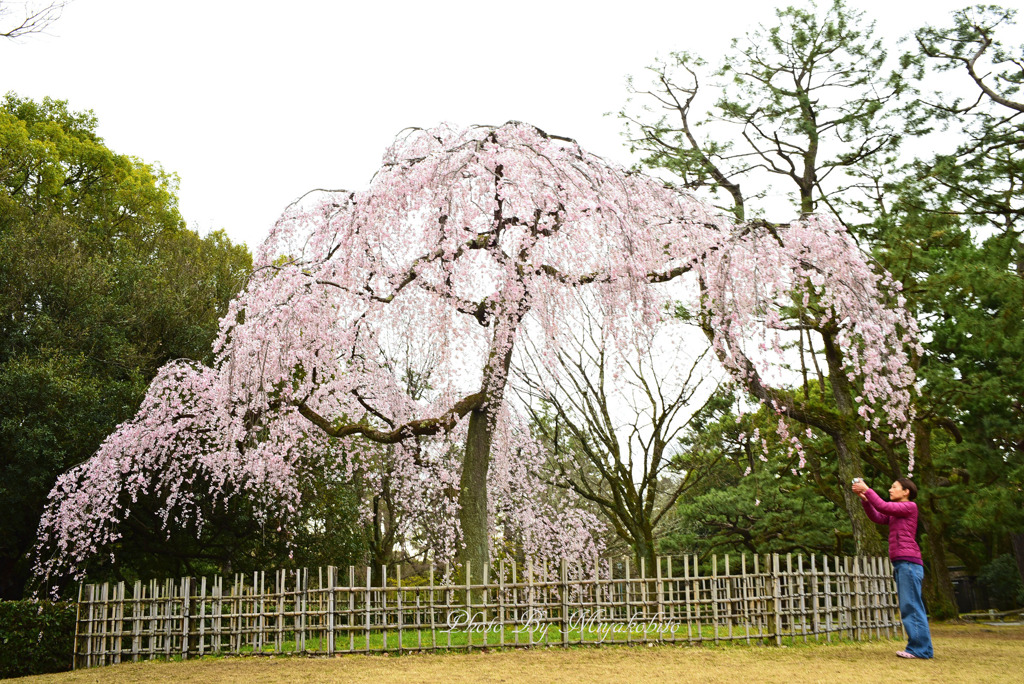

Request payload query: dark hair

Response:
[896,477,917,501]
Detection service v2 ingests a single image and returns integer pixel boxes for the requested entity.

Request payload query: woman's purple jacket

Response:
[861,488,923,565]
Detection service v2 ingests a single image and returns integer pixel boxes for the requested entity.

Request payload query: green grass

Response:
[172,621,884,656]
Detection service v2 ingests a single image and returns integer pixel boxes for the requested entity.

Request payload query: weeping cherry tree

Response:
[35,122,918,589]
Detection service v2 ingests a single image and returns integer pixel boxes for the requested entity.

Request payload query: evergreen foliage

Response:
[0,600,75,678]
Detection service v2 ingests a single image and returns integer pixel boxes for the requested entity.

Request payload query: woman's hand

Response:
[852,480,869,496]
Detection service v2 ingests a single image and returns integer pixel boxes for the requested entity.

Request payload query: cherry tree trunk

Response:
[458,408,494,585]
[822,332,886,557]
[832,430,886,556]
[456,313,520,585]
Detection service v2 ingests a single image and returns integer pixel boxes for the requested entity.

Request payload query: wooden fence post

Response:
[656,555,665,643]
[809,555,819,641]
[511,560,519,647]
[82,584,93,669]
[381,564,389,652]
[231,574,239,655]
[347,565,355,654]
[739,553,751,644]
[182,576,191,660]
[853,557,863,642]
[772,553,782,646]
[198,576,207,657]
[464,560,472,651]
[326,565,335,656]
[726,554,735,642]
[72,583,83,670]
[99,582,109,667]
[130,580,141,662]
[711,555,720,644]
[428,565,437,650]
[796,555,806,642]
[725,554,734,641]
[397,563,404,654]
[639,556,648,631]
[498,558,506,648]
[560,558,569,647]
[213,575,222,655]
[364,565,372,654]
[526,559,534,645]
[115,581,123,664]
[683,555,693,643]
[258,571,266,654]
[624,557,632,646]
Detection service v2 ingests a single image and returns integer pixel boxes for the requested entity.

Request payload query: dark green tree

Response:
[78,444,370,585]
[663,387,854,560]
[881,3,1023,608]
[790,3,1024,615]
[0,94,252,598]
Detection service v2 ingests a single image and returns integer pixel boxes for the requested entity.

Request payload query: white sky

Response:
[1,0,985,251]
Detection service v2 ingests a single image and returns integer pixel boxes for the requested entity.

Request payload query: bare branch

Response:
[1,1,68,39]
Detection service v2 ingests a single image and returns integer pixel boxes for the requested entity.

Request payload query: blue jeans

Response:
[893,560,933,658]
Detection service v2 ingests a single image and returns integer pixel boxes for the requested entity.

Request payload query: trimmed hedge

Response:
[0,600,76,678]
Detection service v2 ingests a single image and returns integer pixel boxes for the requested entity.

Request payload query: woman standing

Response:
[852,478,934,659]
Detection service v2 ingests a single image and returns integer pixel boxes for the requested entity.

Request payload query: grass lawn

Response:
[9,622,1023,683]
[222,620,783,652]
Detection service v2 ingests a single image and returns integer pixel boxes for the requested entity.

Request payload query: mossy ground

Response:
[10,622,1023,683]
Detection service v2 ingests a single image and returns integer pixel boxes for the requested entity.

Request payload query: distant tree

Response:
[621,0,1022,616]
[513,295,721,569]
[664,386,853,559]
[621,0,905,222]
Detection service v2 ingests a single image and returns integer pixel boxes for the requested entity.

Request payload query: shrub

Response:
[0,600,76,678]
[977,554,1024,611]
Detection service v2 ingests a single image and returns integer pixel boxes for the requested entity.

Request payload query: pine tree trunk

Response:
[920,513,959,618]
[1011,533,1024,595]
[915,423,959,618]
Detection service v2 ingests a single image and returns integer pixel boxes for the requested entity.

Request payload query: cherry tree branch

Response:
[298,392,485,445]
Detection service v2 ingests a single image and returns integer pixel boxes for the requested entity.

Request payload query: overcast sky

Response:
[1,0,988,250]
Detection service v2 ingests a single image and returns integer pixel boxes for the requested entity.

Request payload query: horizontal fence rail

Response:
[74,553,901,668]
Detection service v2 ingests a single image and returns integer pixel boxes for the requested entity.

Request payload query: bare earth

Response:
[10,623,1023,683]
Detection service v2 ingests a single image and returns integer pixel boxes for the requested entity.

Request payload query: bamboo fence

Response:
[73,553,902,669]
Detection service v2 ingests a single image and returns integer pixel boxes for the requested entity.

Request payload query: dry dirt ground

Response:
[10,622,1024,683]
